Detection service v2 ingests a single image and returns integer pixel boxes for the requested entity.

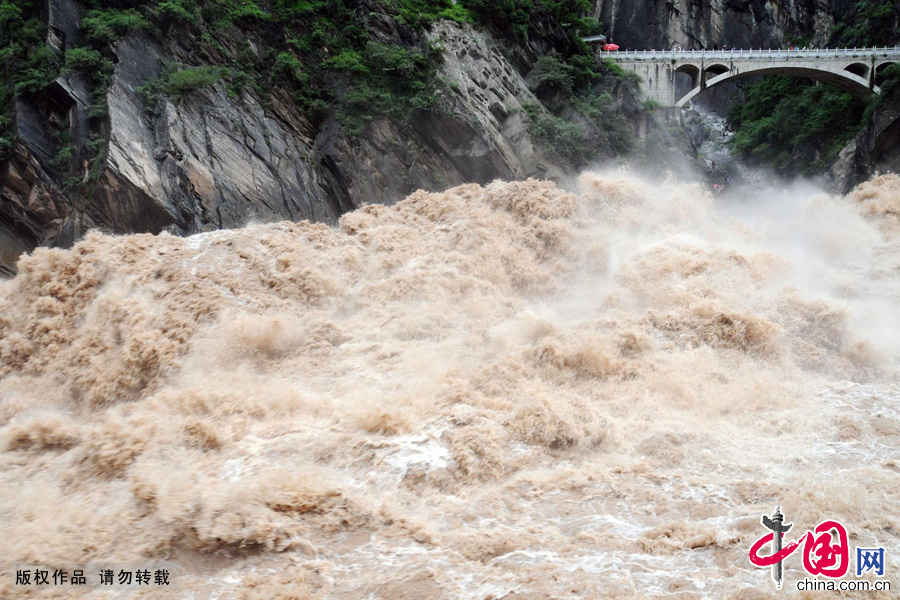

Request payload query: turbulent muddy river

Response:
[1,172,899,599]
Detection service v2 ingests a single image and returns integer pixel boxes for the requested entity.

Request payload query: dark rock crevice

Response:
[2,4,629,275]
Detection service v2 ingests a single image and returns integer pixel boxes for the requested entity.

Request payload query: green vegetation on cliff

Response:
[728,77,866,174]
[1,0,636,176]
[829,0,897,48]
[727,0,900,175]
[0,0,62,157]
[524,54,636,165]
[82,8,148,44]
[464,0,600,41]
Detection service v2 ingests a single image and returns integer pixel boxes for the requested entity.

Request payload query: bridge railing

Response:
[601,47,900,61]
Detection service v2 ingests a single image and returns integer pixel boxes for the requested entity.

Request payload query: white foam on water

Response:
[2,172,899,598]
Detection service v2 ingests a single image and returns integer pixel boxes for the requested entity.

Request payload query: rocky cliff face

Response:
[12,0,866,276]
[829,106,900,193]
[595,0,855,51]
[596,0,900,194]
[100,21,568,234]
[1,1,586,276]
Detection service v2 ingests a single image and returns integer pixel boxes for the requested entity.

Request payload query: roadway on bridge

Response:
[595,46,900,108]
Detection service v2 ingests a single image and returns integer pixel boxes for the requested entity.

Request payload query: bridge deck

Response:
[602,47,900,61]
[595,46,900,108]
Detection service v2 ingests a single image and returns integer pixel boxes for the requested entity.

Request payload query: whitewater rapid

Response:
[1,172,899,599]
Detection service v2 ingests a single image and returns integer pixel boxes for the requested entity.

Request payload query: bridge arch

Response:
[845,62,870,79]
[704,63,729,77]
[675,65,877,107]
[675,63,700,87]
[875,61,898,85]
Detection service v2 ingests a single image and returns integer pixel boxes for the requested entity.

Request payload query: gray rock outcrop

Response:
[0,12,567,275]
[595,0,854,51]
[829,107,900,193]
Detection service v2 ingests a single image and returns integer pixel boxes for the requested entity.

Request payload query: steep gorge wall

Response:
[596,0,900,194]
[1,1,582,276]
[595,0,855,50]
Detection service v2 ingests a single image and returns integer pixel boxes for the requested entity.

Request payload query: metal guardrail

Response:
[598,47,900,61]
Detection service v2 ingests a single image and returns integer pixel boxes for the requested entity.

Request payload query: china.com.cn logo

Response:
[748,506,888,591]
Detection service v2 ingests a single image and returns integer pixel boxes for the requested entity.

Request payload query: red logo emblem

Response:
[749,507,850,588]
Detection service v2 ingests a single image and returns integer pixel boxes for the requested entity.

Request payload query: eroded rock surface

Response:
[1,13,572,275]
[595,0,853,50]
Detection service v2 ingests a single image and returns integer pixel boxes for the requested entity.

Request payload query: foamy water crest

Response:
[1,172,899,598]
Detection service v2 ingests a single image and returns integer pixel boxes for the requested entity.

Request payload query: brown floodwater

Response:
[1,172,899,599]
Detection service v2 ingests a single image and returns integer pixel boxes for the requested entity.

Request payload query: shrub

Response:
[51,144,74,170]
[164,66,227,96]
[227,70,254,98]
[63,47,112,74]
[877,63,900,106]
[727,75,865,174]
[14,45,61,95]
[365,42,428,80]
[155,0,199,25]
[63,47,114,121]
[201,0,269,29]
[82,9,148,45]
[0,135,13,157]
[566,53,598,86]
[529,55,574,93]
[273,52,309,86]
[438,3,472,23]
[269,0,328,21]
[391,0,474,27]
[573,15,601,36]
[322,49,370,75]
[523,103,589,164]
[0,1,23,31]
[228,0,269,22]
[135,77,163,110]
[833,0,896,47]
[602,58,624,77]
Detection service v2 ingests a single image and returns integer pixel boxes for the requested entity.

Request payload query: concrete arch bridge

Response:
[602,47,900,108]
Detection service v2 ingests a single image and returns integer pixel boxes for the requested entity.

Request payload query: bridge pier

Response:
[637,112,647,139]
[632,106,680,140]
[620,61,680,107]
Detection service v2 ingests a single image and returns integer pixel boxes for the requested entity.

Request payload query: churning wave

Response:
[1,172,898,598]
